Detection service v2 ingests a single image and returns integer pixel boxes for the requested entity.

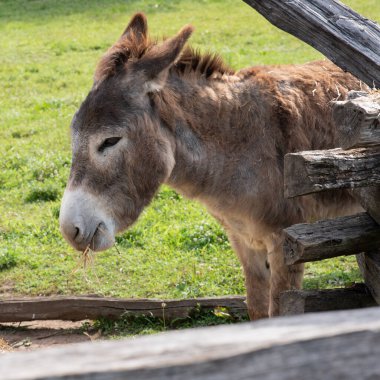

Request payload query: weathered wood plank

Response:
[357,251,380,305]
[0,296,247,323]
[354,185,380,224]
[279,283,377,316]
[284,147,380,198]
[333,91,380,149]
[242,0,380,87]
[283,212,380,265]
[1,307,380,380]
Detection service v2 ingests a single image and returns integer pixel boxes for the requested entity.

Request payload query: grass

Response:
[0,0,378,334]
[86,307,248,339]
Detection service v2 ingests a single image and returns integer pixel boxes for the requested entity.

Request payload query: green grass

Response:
[0,0,378,333]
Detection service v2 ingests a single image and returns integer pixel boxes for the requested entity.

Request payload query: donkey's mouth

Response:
[90,222,115,252]
[61,219,115,252]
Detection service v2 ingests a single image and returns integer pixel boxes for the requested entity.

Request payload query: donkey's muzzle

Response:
[59,188,115,252]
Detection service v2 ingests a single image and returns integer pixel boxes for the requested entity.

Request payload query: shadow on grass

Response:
[0,0,183,23]
[91,307,249,337]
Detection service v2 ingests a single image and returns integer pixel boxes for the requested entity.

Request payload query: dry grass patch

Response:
[0,337,13,353]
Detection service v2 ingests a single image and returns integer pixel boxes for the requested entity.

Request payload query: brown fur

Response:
[95,19,234,85]
[61,13,365,319]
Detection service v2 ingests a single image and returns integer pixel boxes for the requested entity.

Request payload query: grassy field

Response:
[0,0,379,334]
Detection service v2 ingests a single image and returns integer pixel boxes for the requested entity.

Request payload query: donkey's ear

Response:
[133,25,194,92]
[94,13,149,83]
[120,13,148,44]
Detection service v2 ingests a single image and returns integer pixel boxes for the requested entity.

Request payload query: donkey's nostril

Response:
[60,220,83,245]
[74,227,80,240]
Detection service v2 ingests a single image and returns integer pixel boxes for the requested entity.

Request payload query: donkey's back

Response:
[201,60,362,230]
[240,60,361,153]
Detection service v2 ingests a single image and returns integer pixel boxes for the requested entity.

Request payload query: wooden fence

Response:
[280,91,380,315]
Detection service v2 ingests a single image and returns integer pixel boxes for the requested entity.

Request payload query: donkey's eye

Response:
[98,137,122,153]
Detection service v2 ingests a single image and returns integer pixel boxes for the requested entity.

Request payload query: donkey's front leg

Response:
[267,235,304,316]
[229,234,270,320]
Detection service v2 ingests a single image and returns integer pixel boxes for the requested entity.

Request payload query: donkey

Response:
[59,13,362,319]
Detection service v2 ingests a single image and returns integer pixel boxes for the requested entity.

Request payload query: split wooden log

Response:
[283,212,380,265]
[357,251,380,305]
[284,147,380,198]
[2,307,380,380]
[354,186,380,224]
[333,91,380,149]
[242,0,380,87]
[279,283,377,316]
[0,296,247,323]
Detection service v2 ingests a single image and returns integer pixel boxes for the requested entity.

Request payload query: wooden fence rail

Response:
[279,283,376,316]
[1,307,380,380]
[0,296,247,322]
[284,147,380,198]
[333,92,380,149]
[283,212,380,265]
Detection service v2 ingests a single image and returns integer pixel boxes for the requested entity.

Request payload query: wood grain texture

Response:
[284,147,380,198]
[354,186,380,224]
[283,212,380,265]
[279,283,377,316]
[242,0,380,87]
[1,307,380,380]
[357,251,380,305]
[333,91,380,149]
[0,296,247,323]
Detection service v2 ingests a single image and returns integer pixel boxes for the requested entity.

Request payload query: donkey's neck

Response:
[156,73,249,200]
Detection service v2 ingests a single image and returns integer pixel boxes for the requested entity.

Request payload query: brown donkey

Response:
[60,13,363,319]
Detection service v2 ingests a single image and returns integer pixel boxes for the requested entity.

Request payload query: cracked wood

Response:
[284,147,380,198]
[243,0,380,87]
[283,212,380,265]
[333,91,380,149]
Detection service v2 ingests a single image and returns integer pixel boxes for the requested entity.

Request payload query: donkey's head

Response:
[59,14,193,251]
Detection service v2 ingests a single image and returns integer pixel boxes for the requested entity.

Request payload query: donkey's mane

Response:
[95,34,234,83]
[174,46,235,78]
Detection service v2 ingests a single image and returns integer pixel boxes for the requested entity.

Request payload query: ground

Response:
[0,320,98,353]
